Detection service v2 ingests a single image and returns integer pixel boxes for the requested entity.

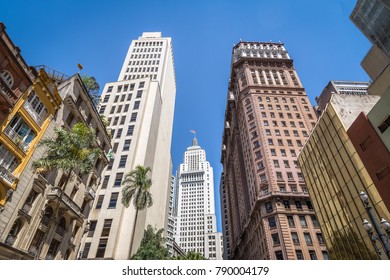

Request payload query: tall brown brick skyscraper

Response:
[221,41,328,260]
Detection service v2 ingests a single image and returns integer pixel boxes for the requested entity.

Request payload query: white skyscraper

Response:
[174,135,223,260]
[80,32,176,259]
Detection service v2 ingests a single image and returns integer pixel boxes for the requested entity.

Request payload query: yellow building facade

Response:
[0,68,61,207]
[298,96,390,259]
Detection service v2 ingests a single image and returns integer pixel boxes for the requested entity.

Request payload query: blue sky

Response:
[1,0,370,231]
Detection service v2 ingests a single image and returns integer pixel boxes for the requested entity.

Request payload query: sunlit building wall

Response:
[298,94,390,259]
[221,41,327,260]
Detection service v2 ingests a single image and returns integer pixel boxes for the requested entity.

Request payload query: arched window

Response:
[1,70,14,88]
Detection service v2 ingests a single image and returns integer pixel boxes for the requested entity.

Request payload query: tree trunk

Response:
[128,208,139,259]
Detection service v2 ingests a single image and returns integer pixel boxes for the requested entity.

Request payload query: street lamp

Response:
[359,191,390,259]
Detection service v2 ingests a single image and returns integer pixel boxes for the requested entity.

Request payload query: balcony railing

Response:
[5,234,16,245]
[0,164,18,186]
[0,76,16,106]
[21,202,32,214]
[40,215,50,226]
[23,101,44,126]
[47,187,82,217]
[56,226,66,237]
[4,126,29,152]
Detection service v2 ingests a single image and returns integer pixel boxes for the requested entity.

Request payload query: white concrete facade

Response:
[174,138,223,260]
[80,32,176,259]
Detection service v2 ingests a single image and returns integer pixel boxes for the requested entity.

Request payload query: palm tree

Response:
[32,122,102,188]
[121,165,153,259]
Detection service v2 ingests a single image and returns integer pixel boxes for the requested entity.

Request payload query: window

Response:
[272,233,280,246]
[265,202,273,213]
[96,195,104,209]
[309,250,317,260]
[7,114,36,148]
[281,149,286,156]
[110,106,115,114]
[119,155,127,168]
[99,106,106,114]
[1,70,14,87]
[127,93,132,101]
[101,219,113,237]
[81,243,91,259]
[268,139,274,145]
[300,216,307,227]
[277,139,283,146]
[114,96,119,102]
[136,90,143,98]
[120,116,126,125]
[114,173,123,187]
[139,81,145,88]
[276,172,283,180]
[376,166,390,180]
[284,160,290,168]
[306,200,313,210]
[296,250,304,260]
[287,215,295,227]
[295,200,302,209]
[113,117,119,125]
[273,160,280,168]
[130,113,137,122]
[304,233,313,245]
[116,129,122,139]
[88,220,97,237]
[101,176,109,189]
[127,125,134,136]
[133,101,140,110]
[283,200,290,209]
[311,216,319,228]
[270,149,276,156]
[290,150,297,157]
[275,251,284,260]
[378,115,390,133]
[291,232,300,244]
[108,193,119,208]
[123,139,131,151]
[107,86,113,93]
[120,94,126,102]
[0,143,20,172]
[316,233,325,244]
[96,238,108,258]
[268,217,276,228]
[322,251,330,260]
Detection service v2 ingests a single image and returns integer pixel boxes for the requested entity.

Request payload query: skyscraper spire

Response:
[190,129,198,146]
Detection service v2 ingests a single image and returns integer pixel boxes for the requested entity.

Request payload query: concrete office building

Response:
[315,81,370,116]
[221,41,328,260]
[80,32,176,259]
[174,136,223,260]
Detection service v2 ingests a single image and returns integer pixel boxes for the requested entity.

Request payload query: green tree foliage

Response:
[173,251,206,260]
[131,225,169,260]
[32,123,102,183]
[81,75,100,107]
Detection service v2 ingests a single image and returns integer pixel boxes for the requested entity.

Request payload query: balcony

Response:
[3,126,29,152]
[0,76,17,107]
[23,101,44,126]
[47,187,83,219]
[84,187,95,201]
[0,164,18,186]
[55,226,66,237]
